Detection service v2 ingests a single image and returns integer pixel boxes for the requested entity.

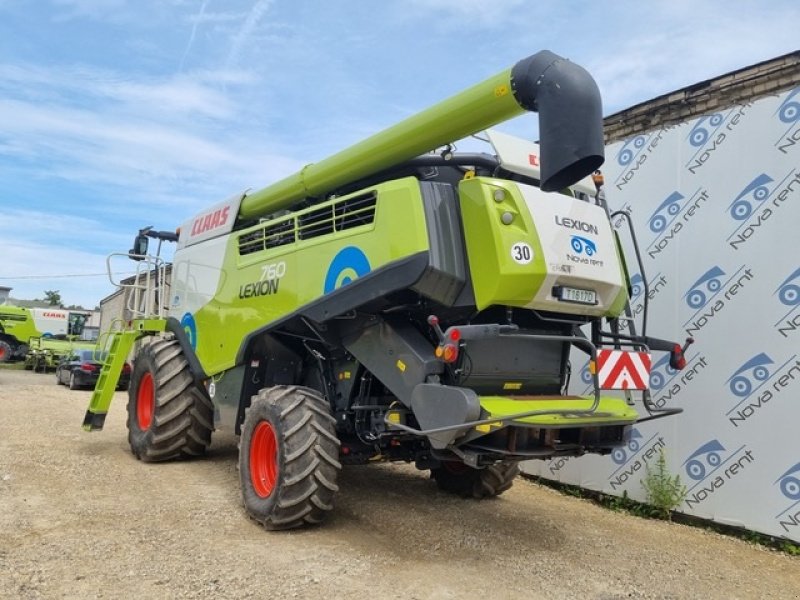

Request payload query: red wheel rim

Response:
[0,346,6,361]
[250,421,278,498]
[137,372,155,430]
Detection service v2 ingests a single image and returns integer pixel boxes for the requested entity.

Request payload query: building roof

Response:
[603,50,800,143]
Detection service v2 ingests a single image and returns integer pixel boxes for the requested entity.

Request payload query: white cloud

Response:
[49,0,134,23]
[1,0,797,310]
[0,239,126,308]
[1,209,124,246]
[404,0,529,26]
[180,0,210,71]
[0,61,305,215]
[0,63,240,118]
[583,2,800,113]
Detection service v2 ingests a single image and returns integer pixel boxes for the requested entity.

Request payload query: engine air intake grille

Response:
[238,192,376,255]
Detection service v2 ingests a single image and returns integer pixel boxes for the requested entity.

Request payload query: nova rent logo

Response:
[608,428,665,491]
[570,235,597,255]
[546,455,571,477]
[566,236,603,267]
[774,462,800,534]
[614,129,666,191]
[775,87,800,154]
[682,440,754,509]
[685,105,749,175]
[726,169,800,250]
[649,351,708,409]
[646,188,709,260]
[682,264,754,337]
[774,267,800,338]
[577,359,595,395]
[725,352,800,428]
[554,217,604,267]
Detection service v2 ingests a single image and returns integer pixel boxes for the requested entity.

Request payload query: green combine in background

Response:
[0,306,90,363]
[83,50,692,530]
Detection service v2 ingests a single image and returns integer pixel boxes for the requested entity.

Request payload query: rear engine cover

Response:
[459,178,628,317]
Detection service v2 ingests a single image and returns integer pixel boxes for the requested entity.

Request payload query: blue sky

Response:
[0,0,797,308]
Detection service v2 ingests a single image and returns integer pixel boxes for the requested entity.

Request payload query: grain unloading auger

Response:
[83,50,692,529]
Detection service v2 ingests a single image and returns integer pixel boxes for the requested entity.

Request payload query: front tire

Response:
[0,340,13,363]
[239,385,341,530]
[431,460,519,499]
[126,338,214,462]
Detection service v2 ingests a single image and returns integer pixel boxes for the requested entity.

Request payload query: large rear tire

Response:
[431,460,519,499]
[126,338,214,462]
[239,385,341,530]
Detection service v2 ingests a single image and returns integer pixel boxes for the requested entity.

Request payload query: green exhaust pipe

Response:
[239,50,604,220]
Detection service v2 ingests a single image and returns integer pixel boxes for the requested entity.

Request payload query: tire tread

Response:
[126,339,213,462]
[240,385,341,530]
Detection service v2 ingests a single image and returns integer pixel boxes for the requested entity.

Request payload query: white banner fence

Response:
[522,84,800,542]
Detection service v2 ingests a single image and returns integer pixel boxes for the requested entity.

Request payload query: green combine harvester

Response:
[0,306,91,364]
[84,50,691,529]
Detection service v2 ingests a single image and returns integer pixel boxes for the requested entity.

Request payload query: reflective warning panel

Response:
[597,350,651,390]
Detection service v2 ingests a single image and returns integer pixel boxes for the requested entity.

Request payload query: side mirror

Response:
[129,233,149,261]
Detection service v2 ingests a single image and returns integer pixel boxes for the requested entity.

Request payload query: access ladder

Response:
[82,319,166,431]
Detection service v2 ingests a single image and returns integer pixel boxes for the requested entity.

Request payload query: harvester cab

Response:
[84,50,692,529]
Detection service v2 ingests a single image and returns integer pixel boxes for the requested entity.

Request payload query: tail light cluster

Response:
[79,362,97,373]
[428,315,461,364]
[122,363,132,375]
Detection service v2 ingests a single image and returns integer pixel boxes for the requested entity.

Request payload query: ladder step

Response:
[83,330,138,432]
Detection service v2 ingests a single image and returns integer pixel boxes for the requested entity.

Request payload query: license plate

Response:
[556,286,597,305]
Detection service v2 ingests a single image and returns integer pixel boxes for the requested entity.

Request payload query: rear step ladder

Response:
[82,319,165,431]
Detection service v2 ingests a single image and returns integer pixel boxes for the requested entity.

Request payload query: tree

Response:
[43,290,62,306]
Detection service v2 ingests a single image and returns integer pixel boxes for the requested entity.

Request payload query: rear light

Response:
[122,363,132,375]
[669,337,695,371]
[80,362,97,373]
[435,343,459,364]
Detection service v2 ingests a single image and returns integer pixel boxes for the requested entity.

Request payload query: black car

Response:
[55,349,131,391]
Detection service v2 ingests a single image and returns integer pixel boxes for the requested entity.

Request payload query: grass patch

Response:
[0,361,25,370]
[522,473,800,556]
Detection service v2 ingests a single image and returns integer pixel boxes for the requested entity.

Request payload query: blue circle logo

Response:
[324,246,371,293]
[180,312,197,349]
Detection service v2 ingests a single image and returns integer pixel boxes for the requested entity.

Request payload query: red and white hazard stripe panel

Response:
[596,350,651,390]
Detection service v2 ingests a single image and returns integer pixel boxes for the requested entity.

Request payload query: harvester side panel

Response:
[169,177,431,377]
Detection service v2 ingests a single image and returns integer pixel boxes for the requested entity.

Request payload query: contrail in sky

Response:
[179,0,210,72]
[227,0,273,69]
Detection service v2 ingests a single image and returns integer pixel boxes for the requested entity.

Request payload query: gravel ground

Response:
[1,367,798,600]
